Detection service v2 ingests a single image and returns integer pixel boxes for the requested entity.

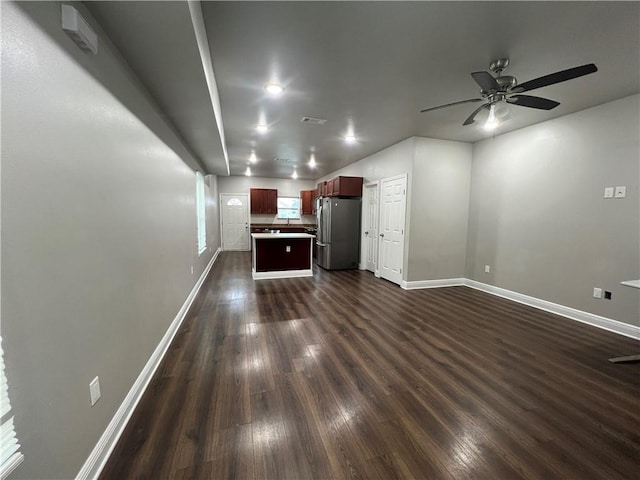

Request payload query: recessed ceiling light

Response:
[249,151,257,163]
[344,134,357,144]
[256,123,269,134]
[308,154,317,168]
[245,166,252,176]
[264,83,284,95]
[291,168,298,179]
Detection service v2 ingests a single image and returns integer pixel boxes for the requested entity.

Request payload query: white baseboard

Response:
[401,278,466,290]
[76,248,221,480]
[252,268,313,280]
[462,279,639,340]
[399,276,639,340]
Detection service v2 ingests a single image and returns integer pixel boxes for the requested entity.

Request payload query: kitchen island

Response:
[251,233,315,280]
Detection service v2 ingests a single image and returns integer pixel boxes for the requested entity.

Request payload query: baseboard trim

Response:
[464,279,640,340]
[76,248,221,480]
[252,268,313,280]
[399,276,639,340]
[401,278,465,290]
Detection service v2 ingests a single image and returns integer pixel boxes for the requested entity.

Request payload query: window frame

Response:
[195,172,206,255]
[276,196,301,220]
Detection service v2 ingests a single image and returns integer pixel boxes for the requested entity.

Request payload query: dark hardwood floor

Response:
[100,252,640,479]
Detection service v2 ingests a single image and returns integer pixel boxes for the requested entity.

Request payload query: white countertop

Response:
[251,233,315,239]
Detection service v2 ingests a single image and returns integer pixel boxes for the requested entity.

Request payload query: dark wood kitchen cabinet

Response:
[317,176,363,198]
[250,188,278,214]
[300,190,315,215]
[330,176,363,197]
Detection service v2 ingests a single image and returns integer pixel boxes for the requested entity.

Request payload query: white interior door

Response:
[221,193,250,251]
[378,174,407,285]
[362,182,379,273]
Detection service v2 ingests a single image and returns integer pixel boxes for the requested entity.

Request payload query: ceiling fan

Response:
[420,58,598,127]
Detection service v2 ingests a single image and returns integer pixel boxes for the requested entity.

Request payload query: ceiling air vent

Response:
[300,116,327,125]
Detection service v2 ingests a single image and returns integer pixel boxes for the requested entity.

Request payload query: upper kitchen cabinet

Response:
[318,176,363,198]
[250,188,278,214]
[300,190,315,215]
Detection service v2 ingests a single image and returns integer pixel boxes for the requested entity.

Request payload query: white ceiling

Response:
[87,1,639,180]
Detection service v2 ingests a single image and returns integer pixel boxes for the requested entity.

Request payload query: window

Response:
[277,196,300,219]
[195,172,206,255]
[0,336,23,478]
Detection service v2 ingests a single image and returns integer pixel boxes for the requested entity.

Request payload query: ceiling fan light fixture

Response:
[494,102,511,120]
[483,104,500,131]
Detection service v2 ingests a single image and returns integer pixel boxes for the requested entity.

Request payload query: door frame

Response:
[219,193,250,251]
[377,173,408,286]
[360,181,380,275]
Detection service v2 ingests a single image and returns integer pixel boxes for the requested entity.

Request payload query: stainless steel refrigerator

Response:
[316,197,361,270]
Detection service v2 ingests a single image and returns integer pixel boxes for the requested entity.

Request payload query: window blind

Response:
[0,336,23,479]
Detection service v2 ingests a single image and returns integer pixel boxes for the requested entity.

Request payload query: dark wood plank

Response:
[100,252,640,480]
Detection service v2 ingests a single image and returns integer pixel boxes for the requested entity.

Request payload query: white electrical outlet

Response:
[614,186,626,198]
[89,377,101,406]
[286,245,291,253]
[603,187,614,199]
[484,265,491,273]
[593,288,603,299]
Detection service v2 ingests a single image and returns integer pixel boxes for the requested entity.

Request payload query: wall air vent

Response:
[300,116,327,125]
[61,4,98,55]
[274,158,292,163]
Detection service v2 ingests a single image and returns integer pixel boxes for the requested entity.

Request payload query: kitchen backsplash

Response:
[251,214,316,225]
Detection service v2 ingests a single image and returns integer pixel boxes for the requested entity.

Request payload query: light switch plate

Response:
[593,288,603,299]
[484,265,491,273]
[89,377,101,406]
[614,186,626,198]
[603,187,614,199]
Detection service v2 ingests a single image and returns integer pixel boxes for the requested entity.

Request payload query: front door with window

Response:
[221,193,250,250]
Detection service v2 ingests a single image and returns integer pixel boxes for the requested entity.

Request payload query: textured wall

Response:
[467,95,640,326]
[1,2,218,478]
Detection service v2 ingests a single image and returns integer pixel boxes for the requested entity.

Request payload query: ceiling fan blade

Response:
[420,98,482,113]
[507,94,560,110]
[514,63,597,93]
[463,103,490,126]
[471,71,499,91]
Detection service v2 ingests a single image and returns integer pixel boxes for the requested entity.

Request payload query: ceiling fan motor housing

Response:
[496,75,518,91]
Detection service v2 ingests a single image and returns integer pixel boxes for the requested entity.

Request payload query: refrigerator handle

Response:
[317,204,324,243]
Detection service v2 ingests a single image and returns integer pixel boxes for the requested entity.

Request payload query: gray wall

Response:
[1,2,220,478]
[407,138,472,281]
[466,95,640,326]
